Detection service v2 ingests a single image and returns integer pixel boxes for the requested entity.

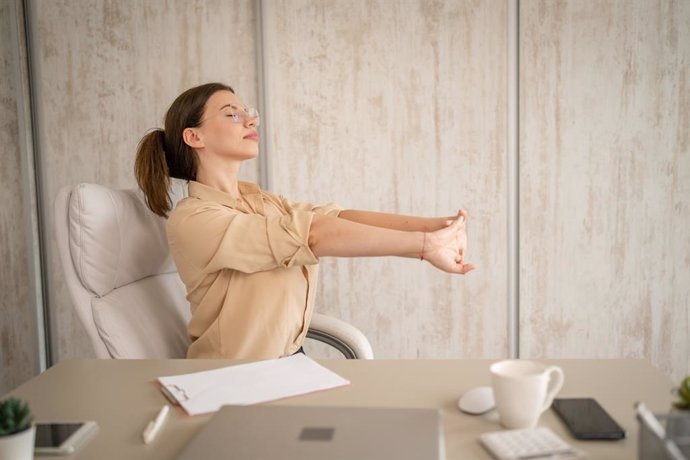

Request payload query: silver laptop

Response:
[176,405,445,460]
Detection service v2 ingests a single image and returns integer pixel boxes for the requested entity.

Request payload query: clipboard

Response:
[156,354,350,415]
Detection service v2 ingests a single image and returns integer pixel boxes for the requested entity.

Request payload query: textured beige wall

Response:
[265,0,509,358]
[520,0,690,381]
[0,0,39,394]
[28,0,259,361]
[6,0,688,386]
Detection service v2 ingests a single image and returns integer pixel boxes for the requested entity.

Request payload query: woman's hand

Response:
[422,209,476,275]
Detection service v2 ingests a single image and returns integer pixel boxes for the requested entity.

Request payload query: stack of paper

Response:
[157,354,350,415]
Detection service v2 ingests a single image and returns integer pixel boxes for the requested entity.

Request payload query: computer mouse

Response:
[458,386,495,415]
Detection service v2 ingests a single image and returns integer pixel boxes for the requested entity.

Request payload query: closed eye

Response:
[222,104,245,120]
[217,104,257,122]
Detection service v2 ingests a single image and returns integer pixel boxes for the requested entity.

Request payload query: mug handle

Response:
[541,366,565,413]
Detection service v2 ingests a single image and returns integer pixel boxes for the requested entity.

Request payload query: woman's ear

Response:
[182,127,204,149]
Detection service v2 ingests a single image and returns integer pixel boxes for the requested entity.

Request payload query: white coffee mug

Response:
[490,360,564,429]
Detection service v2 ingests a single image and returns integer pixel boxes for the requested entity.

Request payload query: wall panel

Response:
[28,0,259,361]
[265,0,509,358]
[520,0,690,380]
[5,0,687,384]
[0,0,40,394]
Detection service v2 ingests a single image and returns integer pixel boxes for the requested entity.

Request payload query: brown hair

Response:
[134,82,234,216]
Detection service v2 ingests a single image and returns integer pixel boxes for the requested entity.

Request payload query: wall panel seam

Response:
[255,0,272,190]
[507,0,520,359]
[11,0,49,371]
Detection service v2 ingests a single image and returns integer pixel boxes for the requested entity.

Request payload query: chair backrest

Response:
[55,183,191,358]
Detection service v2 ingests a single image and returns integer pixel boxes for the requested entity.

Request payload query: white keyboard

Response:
[480,427,586,459]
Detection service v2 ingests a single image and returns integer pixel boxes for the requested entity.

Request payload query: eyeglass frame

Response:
[199,103,260,126]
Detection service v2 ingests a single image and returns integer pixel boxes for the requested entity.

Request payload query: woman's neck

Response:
[195,160,243,198]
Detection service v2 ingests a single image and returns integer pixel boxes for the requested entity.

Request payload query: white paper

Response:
[157,354,350,415]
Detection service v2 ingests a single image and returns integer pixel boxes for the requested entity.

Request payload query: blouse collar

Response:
[188,180,263,213]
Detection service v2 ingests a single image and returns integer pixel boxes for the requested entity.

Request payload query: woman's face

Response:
[189,90,260,160]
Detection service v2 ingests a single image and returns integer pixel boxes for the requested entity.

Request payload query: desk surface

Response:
[5,358,674,459]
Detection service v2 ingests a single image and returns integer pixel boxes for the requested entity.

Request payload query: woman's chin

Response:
[243,150,259,160]
[229,150,259,161]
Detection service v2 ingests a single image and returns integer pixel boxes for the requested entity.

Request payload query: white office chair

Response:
[54,183,373,359]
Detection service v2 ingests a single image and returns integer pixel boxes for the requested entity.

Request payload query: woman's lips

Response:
[244,132,260,141]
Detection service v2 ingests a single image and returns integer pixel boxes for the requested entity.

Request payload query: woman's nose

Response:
[245,115,259,128]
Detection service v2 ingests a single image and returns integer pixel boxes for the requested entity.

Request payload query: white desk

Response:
[5,359,675,459]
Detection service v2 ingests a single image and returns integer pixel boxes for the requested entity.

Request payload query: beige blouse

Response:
[166,181,342,359]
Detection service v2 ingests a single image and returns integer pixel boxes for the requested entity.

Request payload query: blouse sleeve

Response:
[278,195,343,217]
[167,201,319,274]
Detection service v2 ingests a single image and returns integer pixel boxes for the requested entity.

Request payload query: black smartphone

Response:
[34,421,99,455]
[552,398,627,440]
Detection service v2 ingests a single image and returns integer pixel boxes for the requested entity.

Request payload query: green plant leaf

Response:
[0,397,33,436]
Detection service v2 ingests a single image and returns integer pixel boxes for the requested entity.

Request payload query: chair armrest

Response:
[307,313,374,359]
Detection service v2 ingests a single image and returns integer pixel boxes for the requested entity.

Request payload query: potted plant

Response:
[674,376,690,410]
[667,375,690,453]
[0,397,35,460]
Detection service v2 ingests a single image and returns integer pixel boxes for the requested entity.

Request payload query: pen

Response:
[518,451,577,459]
[143,405,170,444]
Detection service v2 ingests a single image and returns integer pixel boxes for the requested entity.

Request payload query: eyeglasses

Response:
[201,104,260,126]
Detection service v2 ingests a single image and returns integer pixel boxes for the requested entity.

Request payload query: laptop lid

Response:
[176,405,445,460]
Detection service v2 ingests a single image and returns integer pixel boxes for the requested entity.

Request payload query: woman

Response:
[135,82,475,360]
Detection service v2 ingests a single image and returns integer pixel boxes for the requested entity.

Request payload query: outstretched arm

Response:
[337,209,453,232]
[308,210,475,275]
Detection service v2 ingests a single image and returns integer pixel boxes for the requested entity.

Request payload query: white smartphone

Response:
[34,421,99,455]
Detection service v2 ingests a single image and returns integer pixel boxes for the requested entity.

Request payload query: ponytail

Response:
[135,129,172,217]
